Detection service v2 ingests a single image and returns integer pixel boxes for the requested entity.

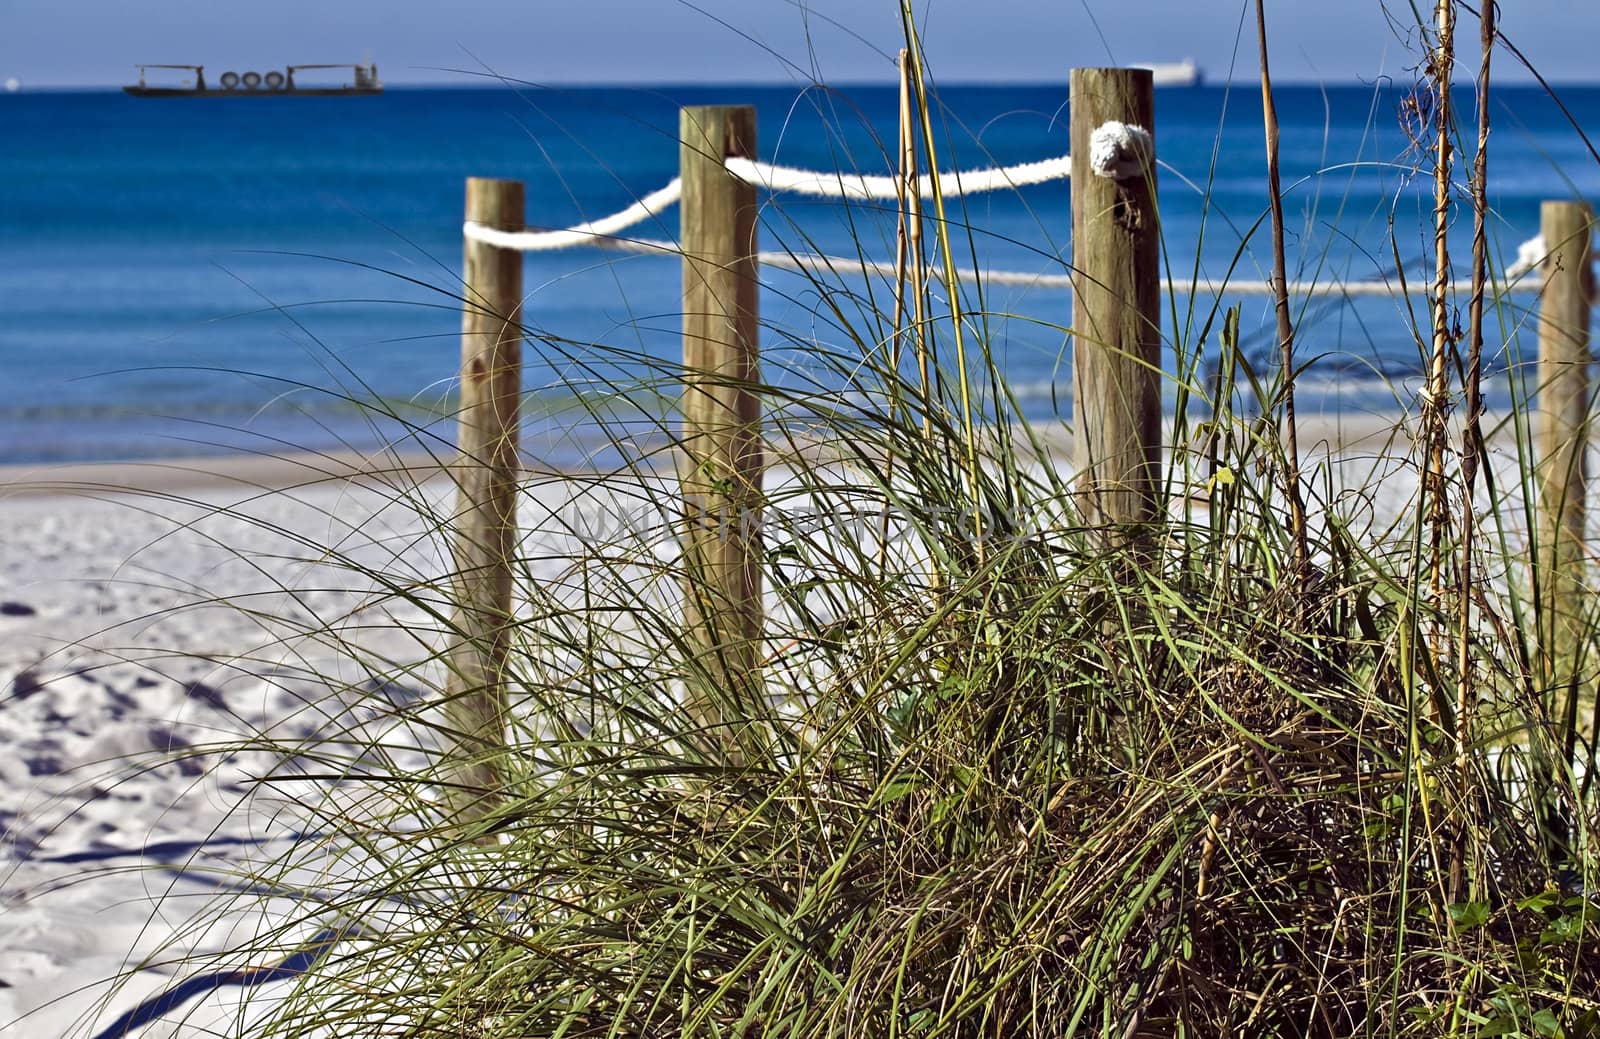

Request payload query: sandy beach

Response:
[8,1,1600,1023]
[0,450,456,1036]
[0,438,754,1036]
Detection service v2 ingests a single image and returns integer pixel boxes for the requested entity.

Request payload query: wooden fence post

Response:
[679,105,763,752]
[1536,199,1594,735]
[444,176,523,832]
[1070,68,1162,545]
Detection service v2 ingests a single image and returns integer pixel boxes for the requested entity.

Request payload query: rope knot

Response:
[1505,235,1544,281]
[1089,121,1153,181]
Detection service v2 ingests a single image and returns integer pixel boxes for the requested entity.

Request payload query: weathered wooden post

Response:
[1070,68,1163,545]
[679,105,763,752]
[444,177,523,832]
[1536,199,1594,736]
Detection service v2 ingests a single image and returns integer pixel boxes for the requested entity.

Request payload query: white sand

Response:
[0,454,464,1036]
[0,423,1556,1037]
[0,449,664,1037]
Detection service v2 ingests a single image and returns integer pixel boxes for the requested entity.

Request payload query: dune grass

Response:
[47,3,1600,1037]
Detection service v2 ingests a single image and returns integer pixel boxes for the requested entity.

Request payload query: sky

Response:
[3,0,1599,89]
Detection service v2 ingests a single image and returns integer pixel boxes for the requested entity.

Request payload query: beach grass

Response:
[25,3,1600,1038]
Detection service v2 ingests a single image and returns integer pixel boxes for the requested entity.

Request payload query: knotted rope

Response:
[461,132,1560,297]
[463,147,1079,251]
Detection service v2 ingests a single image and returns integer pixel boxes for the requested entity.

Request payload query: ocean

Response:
[3,82,1598,465]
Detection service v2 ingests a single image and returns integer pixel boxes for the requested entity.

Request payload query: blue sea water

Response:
[2,82,1598,465]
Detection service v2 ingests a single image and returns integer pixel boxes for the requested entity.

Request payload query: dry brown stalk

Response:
[880,48,913,573]
[892,47,947,597]
[1253,0,1309,587]
[1424,0,1457,608]
[898,50,932,446]
[1451,0,1495,906]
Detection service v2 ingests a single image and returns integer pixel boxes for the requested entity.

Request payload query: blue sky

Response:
[4,0,1598,88]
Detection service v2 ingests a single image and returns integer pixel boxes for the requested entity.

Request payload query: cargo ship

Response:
[1136,59,1204,88]
[124,63,381,97]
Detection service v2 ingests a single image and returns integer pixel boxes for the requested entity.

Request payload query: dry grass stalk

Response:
[900,2,982,553]
[1452,0,1496,906]
[1424,0,1457,607]
[1252,0,1309,586]
[880,47,914,573]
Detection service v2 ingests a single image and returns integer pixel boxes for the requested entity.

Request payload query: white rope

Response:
[722,154,1071,200]
[463,178,682,251]
[1191,278,1494,297]
[1502,232,1600,281]
[586,234,1068,285]
[1504,235,1543,280]
[1088,122,1153,181]
[453,150,1561,301]
[462,152,1076,250]
[579,234,1533,297]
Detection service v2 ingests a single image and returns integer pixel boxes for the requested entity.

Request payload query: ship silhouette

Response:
[124,64,381,97]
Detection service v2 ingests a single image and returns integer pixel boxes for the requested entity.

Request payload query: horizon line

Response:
[8,75,1591,94]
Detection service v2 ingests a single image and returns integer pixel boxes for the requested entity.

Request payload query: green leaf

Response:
[1449,901,1491,929]
[1530,1007,1564,1038]
[1541,914,1583,944]
[879,776,920,802]
[1477,1014,1524,1038]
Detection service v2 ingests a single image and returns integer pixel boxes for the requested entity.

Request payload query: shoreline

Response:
[0,407,1524,500]
[0,447,452,500]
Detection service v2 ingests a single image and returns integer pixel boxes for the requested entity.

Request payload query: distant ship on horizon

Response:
[124,63,382,97]
[1135,59,1204,88]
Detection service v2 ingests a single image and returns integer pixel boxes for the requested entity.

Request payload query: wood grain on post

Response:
[679,105,763,748]
[444,177,523,832]
[1536,199,1594,728]
[1070,68,1162,544]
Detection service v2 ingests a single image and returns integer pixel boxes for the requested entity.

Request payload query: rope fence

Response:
[723,153,1074,199]
[463,139,1565,299]
[568,230,1510,297]
[461,150,1077,251]
[434,96,1596,1005]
